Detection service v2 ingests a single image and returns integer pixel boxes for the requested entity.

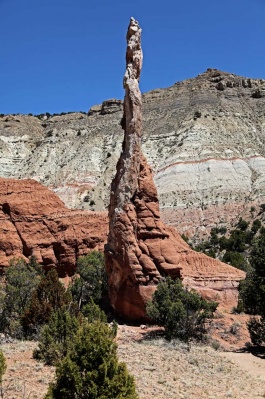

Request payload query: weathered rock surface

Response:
[105,18,245,321]
[1,69,265,239]
[0,178,108,275]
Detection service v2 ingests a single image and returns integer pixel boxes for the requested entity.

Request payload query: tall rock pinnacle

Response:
[105,18,245,321]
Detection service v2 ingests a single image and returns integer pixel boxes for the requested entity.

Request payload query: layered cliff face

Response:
[0,178,108,275]
[1,72,265,237]
[104,18,245,321]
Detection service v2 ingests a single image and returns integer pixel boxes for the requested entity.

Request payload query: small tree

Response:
[70,251,108,309]
[22,269,71,336]
[34,301,107,366]
[0,349,6,383]
[147,278,217,345]
[81,299,107,323]
[247,316,265,346]
[0,257,42,337]
[33,309,80,365]
[222,251,248,271]
[244,232,265,346]
[0,349,6,398]
[45,321,139,399]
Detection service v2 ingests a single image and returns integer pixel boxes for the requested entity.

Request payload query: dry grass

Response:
[1,341,54,399]
[118,336,265,399]
[1,323,264,399]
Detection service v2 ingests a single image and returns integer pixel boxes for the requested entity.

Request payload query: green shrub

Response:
[222,251,248,271]
[45,321,138,399]
[33,309,80,365]
[250,233,265,279]
[147,278,217,344]
[181,234,189,243]
[238,271,260,314]
[205,248,216,258]
[251,219,261,234]
[81,299,107,323]
[239,231,265,345]
[0,257,42,337]
[4,257,42,315]
[194,111,202,118]
[22,269,71,336]
[34,301,110,366]
[247,316,265,347]
[237,218,249,231]
[0,349,6,384]
[240,232,265,316]
[70,251,108,309]
[219,226,227,235]
[196,217,261,265]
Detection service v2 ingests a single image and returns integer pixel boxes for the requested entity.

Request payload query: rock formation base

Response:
[105,18,245,321]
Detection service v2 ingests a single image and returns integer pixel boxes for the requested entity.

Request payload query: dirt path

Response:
[118,338,265,399]
[1,326,265,399]
[220,351,265,382]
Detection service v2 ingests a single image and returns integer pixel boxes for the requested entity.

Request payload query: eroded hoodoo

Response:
[105,18,245,321]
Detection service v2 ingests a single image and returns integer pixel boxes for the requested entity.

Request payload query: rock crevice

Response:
[0,178,108,275]
[105,18,245,320]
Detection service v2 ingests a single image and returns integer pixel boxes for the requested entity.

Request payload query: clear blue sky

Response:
[1,0,265,114]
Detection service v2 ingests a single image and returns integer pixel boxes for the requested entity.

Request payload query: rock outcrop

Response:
[0,178,108,275]
[1,69,265,239]
[105,18,245,321]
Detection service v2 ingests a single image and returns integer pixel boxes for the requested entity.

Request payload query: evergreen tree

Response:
[81,299,107,323]
[70,251,108,309]
[244,232,265,346]
[33,309,79,365]
[0,257,42,337]
[22,269,71,335]
[34,301,107,366]
[45,321,139,399]
[147,277,217,345]
[0,349,6,384]
[0,349,6,398]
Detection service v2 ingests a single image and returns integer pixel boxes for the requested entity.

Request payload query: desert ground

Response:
[1,317,265,399]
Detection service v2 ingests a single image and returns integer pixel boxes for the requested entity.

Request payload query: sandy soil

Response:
[118,325,265,399]
[1,340,54,399]
[220,351,265,382]
[1,322,264,399]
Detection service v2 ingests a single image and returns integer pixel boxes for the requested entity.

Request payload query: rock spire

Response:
[105,18,245,320]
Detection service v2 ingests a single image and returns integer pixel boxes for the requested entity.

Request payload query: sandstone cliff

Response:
[1,69,265,238]
[105,18,245,321]
[0,178,108,275]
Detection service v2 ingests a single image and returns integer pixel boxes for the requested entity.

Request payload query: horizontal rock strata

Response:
[1,69,265,237]
[0,178,108,275]
[105,18,245,321]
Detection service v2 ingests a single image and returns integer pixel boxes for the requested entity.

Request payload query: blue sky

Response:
[1,0,265,114]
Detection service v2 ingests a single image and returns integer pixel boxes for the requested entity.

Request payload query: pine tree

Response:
[33,309,79,365]
[70,251,108,309]
[22,269,71,335]
[0,257,42,337]
[147,277,217,345]
[245,232,265,346]
[45,321,139,399]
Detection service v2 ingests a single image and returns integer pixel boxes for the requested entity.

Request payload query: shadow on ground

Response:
[235,345,265,359]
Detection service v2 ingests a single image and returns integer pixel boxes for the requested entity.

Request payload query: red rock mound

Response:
[105,18,245,321]
[0,178,108,275]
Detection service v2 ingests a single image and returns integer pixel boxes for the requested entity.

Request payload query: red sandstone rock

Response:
[105,18,245,321]
[0,178,108,275]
